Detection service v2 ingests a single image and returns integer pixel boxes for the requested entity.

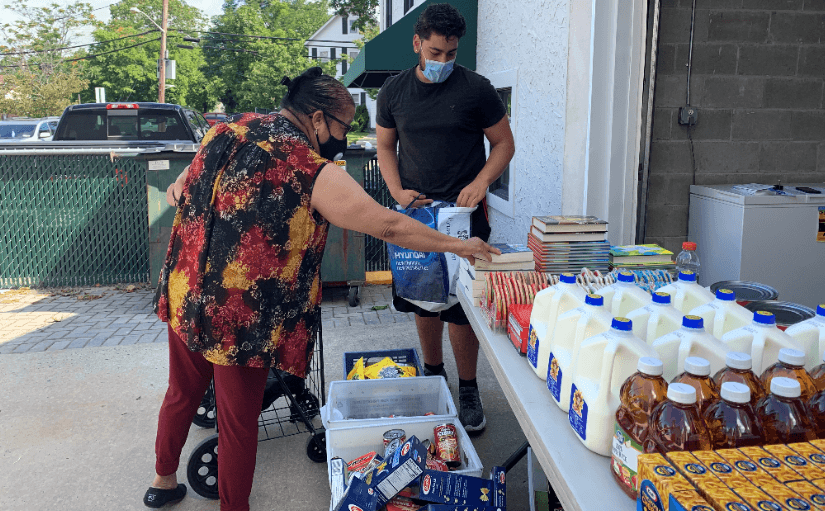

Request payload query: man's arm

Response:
[376,125,433,209]
[454,115,515,207]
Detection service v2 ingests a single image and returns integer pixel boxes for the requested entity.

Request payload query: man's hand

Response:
[392,188,434,209]
[455,181,488,208]
[455,237,501,266]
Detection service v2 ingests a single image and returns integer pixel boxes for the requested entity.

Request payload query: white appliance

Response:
[688,183,825,309]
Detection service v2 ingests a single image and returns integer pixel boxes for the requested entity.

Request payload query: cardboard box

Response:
[329,457,348,511]
[715,448,775,486]
[667,490,714,511]
[368,436,429,507]
[416,467,506,508]
[422,506,500,511]
[811,440,825,452]
[762,481,816,511]
[636,454,693,511]
[730,482,784,511]
[787,480,825,509]
[813,479,825,492]
[691,451,752,489]
[763,443,825,481]
[789,443,825,472]
[739,446,804,483]
[507,304,532,354]
[333,476,379,511]
[666,451,733,506]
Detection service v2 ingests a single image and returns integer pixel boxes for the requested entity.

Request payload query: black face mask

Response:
[318,118,347,161]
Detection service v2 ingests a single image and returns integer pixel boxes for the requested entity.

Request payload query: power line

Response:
[0,37,161,68]
[0,30,159,56]
[174,29,298,41]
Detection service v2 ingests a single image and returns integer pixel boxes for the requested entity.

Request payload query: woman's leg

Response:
[213,363,269,511]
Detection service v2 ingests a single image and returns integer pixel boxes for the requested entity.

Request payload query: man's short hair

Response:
[414,3,466,41]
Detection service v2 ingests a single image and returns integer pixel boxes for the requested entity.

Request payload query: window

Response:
[385,0,391,28]
[312,47,317,59]
[342,59,347,74]
[352,93,359,105]
[349,19,358,33]
[331,48,336,60]
[404,0,414,13]
[488,87,512,201]
[350,51,359,61]
[484,69,518,217]
[361,92,366,106]
[320,50,328,61]
[342,16,348,34]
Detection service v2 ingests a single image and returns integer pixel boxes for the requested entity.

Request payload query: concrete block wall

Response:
[643,0,825,254]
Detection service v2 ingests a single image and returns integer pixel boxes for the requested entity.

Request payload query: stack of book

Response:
[609,244,675,271]
[458,243,534,306]
[528,215,611,274]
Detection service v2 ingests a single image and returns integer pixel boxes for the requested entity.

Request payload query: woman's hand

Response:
[166,166,189,207]
[454,237,501,266]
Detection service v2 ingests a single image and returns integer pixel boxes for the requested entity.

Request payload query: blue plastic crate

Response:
[343,348,424,379]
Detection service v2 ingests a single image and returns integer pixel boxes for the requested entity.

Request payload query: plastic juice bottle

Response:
[643,382,712,454]
[611,357,668,499]
[760,348,818,401]
[808,388,825,439]
[688,288,753,339]
[596,271,652,317]
[567,317,658,457]
[721,310,803,375]
[811,352,825,392]
[703,381,765,449]
[546,293,613,412]
[625,292,683,346]
[712,351,766,407]
[754,376,816,444]
[527,273,586,381]
[785,304,825,370]
[651,315,730,382]
[675,241,700,280]
[654,270,715,315]
[671,357,720,415]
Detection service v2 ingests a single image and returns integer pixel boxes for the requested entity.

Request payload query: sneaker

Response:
[458,386,486,432]
[422,365,448,382]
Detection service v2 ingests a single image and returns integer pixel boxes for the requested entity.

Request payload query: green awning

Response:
[342,0,477,89]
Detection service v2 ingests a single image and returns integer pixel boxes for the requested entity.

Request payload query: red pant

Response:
[154,325,269,511]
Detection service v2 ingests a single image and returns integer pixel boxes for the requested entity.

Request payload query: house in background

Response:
[305,14,377,130]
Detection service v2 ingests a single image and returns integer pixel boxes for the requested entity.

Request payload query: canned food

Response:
[434,423,461,468]
[743,301,815,330]
[383,429,406,449]
[384,437,403,459]
[710,281,779,305]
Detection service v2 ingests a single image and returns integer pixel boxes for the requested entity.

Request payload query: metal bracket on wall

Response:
[678,105,698,126]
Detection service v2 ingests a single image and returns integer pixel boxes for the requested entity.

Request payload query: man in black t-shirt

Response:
[376,4,515,433]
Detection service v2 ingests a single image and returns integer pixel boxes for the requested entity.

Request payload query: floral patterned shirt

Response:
[153,112,330,377]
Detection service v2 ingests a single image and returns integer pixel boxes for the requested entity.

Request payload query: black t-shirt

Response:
[376,65,507,203]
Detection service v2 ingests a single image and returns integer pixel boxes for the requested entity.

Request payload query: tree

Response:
[0,0,98,116]
[330,0,378,33]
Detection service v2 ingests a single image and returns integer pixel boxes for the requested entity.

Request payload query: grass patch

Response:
[346,131,369,145]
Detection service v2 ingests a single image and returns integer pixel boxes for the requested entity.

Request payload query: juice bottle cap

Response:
[678,270,697,282]
[652,292,671,304]
[617,271,635,283]
[682,315,704,329]
[771,376,801,398]
[685,356,711,376]
[682,241,697,251]
[753,310,776,325]
[638,357,664,376]
[585,294,604,307]
[668,382,697,404]
[721,381,751,404]
[778,348,805,367]
[818,304,825,317]
[560,273,576,284]
[716,288,736,301]
[726,351,752,370]
[611,317,633,332]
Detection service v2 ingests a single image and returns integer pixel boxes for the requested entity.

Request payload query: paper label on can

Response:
[568,383,588,440]
[638,480,665,511]
[527,324,539,369]
[546,352,562,402]
[611,423,641,493]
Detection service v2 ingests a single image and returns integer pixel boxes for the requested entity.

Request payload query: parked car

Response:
[0,117,60,141]
[203,112,229,127]
[53,102,210,143]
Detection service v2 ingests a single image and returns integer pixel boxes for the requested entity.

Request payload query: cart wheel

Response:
[306,431,327,463]
[289,391,321,423]
[347,286,359,307]
[187,434,220,500]
[192,386,216,428]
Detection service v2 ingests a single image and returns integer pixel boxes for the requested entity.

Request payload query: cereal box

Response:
[739,446,804,483]
[637,454,694,511]
[692,450,752,489]
[716,448,776,486]
[789,443,825,471]
[763,444,825,482]
[667,490,714,511]
[731,482,785,511]
[787,480,825,509]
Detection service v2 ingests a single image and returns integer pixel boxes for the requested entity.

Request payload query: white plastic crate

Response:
[321,376,457,429]
[325,416,484,489]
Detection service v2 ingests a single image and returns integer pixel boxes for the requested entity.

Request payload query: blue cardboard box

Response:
[423,506,501,511]
[368,435,428,507]
[334,476,379,511]
[417,467,506,508]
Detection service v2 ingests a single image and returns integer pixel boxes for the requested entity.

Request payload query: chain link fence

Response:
[0,154,149,287]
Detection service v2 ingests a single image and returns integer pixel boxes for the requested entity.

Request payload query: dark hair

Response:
[280,67,354,117]
[414,4,466,41]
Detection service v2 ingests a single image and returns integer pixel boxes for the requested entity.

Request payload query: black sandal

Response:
[143,484,187,508]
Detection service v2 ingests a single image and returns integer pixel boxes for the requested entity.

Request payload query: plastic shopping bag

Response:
[387,201,475,312]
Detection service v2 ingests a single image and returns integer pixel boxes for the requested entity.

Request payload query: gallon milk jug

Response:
[567,317,658,457]
[712,351,766,407]
[755,377,816,444]
[671,357,720,415]
[643,383,712,454]
[596,271,652,317]
[655,270,715,315]
[527,273,586,381]
[611,357,668,499]
[547,293,613,412]
[625,292,683,345]
[811,352,825,392]
[760,348,818,401]
[688,288,753,339]
[721,310,803,375]
[703,381,765,449]
[785,304,825,370]
[652,315,729,382]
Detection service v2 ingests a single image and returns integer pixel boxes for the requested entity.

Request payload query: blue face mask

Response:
[421,58,455,83]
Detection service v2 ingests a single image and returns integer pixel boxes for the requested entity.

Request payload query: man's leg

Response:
[447,322,479,380]
[415,314,445,367]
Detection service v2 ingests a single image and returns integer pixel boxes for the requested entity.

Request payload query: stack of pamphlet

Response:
[528,215,610,274]
[608,244,675,271]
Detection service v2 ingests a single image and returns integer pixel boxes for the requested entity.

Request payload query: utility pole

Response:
[158,0,169,103]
